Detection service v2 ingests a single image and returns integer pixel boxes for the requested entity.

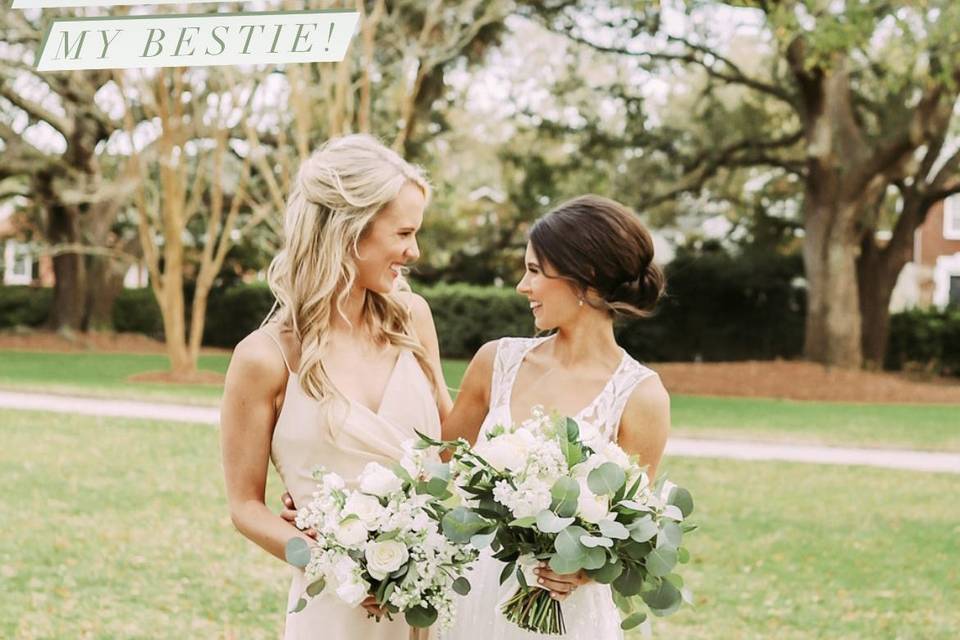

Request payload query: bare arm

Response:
[441,339,497,445]
[617,374,671,480]
[406,292,454,422]
[220,331,312,562]
[536,373,671,599]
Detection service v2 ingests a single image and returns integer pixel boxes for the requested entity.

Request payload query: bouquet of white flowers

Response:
[284,444,480,630]
[426,408,695,635]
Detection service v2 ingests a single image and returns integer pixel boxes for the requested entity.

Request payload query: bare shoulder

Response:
[468,339,499,374]
[458,339,499,396]
[624,372,670,420]
[225,329,289,395]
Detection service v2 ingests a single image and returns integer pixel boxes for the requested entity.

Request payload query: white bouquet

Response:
[427,408,695,635]
[284,447,480,630]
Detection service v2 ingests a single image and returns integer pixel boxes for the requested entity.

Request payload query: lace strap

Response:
[604,359,658,439]
[489,337,544,411]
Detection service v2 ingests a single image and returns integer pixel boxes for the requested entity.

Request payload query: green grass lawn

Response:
[0,351,229,404]
[1,409,957,639]
[1,351,957,452]
[670,395,960,452]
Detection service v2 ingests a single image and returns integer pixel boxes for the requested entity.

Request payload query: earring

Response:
[578,298,584,307]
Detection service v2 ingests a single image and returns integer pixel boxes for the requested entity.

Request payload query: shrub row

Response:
[1,255,957,374]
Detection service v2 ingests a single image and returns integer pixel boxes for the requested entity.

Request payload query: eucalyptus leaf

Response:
[554,525,589,557]
[499,560,517,585]
[470,531,496,549]
[628,516,658,543]
[657,521,683,548]
[667,486,694,518]
[284,538,311,569]
[678,547,690,564]
[305,576,326,597]
[452,577,471,596]
[612,562,643,596]
[587,462,627,496]
[565,417,580,442]
[586,557,623,584]
[424,477,452,499]
[645,547,678,578]
[583,546,608,570]
[620,611,647,630]
[508,516,537,528]
[580,535,613,549]
[405,604,439,628]
[549,552,584,575]
[642,579,683,616]
[599,519,630,540]
[536,510,575,534]
[442,507,489,543]
[288,597,307,614]
[389,463,413,485]
[550,477,581,517]
[424,460,451,481]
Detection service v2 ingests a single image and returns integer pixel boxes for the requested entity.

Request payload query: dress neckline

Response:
[287,349,408,418]
[505,336,628,427]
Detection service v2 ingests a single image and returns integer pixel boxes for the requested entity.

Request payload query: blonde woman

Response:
[221,134,452,640]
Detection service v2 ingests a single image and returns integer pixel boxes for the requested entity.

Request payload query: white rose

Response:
[336,578,370,607]
[342,494,384,529]
[599,442,631,468]
[364,539,410,580]
[577,479,610,524]
[322,473,346,491]
[476,431,535,472]
[334,517,369,547]
[331,555,358,580]
[358,462,403,497]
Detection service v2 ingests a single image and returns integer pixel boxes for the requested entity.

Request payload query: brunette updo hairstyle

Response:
[528,195,665,318]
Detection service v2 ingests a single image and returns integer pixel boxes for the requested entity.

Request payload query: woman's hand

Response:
[361,595,388,620]
[279,491,318,539]
[533,563,591,601]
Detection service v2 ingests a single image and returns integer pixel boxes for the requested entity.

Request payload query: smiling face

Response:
[515,242,582,331]
[354,181,426,294]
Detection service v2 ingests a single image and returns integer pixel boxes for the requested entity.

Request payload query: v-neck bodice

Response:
[270,348,441,509]
[483,336,657,447]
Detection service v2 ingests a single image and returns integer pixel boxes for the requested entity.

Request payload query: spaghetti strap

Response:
[261,327,293,373]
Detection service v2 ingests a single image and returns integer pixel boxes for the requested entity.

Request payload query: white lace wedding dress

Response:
[441,336,658,640]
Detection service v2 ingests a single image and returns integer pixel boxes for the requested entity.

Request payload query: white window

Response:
[945,195,960,240]
[3,240,32,285]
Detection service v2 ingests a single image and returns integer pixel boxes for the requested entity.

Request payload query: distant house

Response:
[890,195,960,311]
[0,211,54,287]
[0,210,145,289]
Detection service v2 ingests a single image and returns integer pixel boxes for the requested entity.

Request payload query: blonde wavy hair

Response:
[264,134,439,405]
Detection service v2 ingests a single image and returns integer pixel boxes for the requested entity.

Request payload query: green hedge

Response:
[203,283,276,347]
[3,266,958,376]
[886,308,960,376]
[417,283,534,357]
[617,249,806,362]
[112,289,163,338]
[0,285,52,328]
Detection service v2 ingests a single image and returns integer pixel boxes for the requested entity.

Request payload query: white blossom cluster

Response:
[473,407,649,523]
[291,459,478,628]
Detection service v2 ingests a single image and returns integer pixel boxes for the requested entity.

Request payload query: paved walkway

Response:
[2,390,959,474]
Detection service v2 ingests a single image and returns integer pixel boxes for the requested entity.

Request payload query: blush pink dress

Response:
[264,330,441,640]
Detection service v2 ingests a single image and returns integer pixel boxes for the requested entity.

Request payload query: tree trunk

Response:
[85,255,125,331]
[857,243,898,370]
[159,281,195,377]
[801,193,863,368]
[857,194,930,368]
[46,204,86,332]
